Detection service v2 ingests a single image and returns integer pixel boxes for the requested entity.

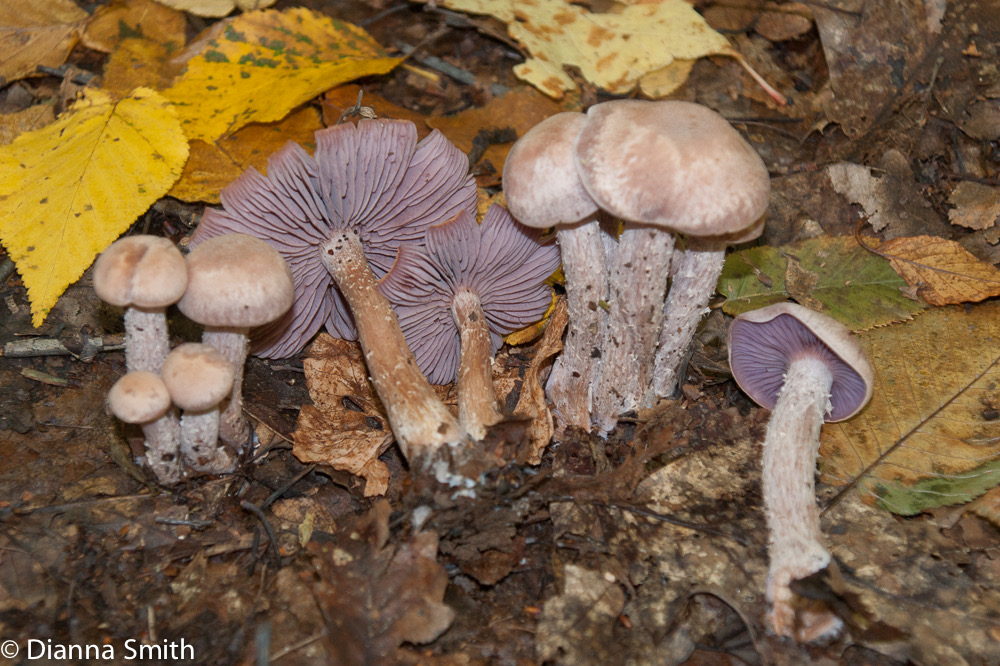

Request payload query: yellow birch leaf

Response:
[0,0,87,83]
[820,301,1000,516]
[0,88,188,327]
[878,235,1000,306]
[151,0,277,19]
[425,0,732,99]
[163,8,402,142]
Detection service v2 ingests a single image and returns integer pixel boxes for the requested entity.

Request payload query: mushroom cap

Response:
[160,343,235,411]
[728,302,874,422]
[178,233,294,329]
[108,371,172,424]
[502,112,598,228]
[379,204,560,384]
[93,235,187,308]
[575,100,771,236]
[189,119,477,358]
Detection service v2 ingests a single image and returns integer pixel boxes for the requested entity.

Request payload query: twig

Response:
[260,464,317,511]
[241,499,281,567]
[396,41,509,97]
[1,334,124,358]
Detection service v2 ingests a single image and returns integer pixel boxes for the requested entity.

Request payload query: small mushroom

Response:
[177,233,294,449]
[161,343,236,474]
[503,112,606,432]
[107,371,183,485]
[575,100,770,432]
[728,302,873,642]
[92,235,188,373]
[380,205,560,440]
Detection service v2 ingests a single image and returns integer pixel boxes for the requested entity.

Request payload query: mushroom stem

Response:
[321,230,465,465]
[646,239,727,405]
[545,217,609,431]
[451,288,503,440]
[140,411,185,485]
[202,327,251,451]
[762,353,843,641]
[123,306,170,373]
[178,408,235,473]
[591,226,674,433]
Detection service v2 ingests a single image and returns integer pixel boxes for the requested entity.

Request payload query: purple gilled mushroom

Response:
[191,119,478,467]
[728,302,873,643]
[379,204,560,440]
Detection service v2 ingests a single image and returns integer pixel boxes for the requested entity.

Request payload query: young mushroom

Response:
[190,120,478,471]
[107,371,183,485]
[574,100,770,432]
[502,112,606,433]
[379,205,560,440]
[92,235,188,373]
[728,302,873,643]
[177,233,294,450]
[160,343,235,474]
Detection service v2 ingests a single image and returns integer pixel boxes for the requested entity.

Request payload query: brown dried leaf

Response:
[948,181,1000,232]
[293,334,393,497]
[0,0,87,83]
[754,2,813,42]
[310,507,454,662]
[322,84,431,138]
[0,104,55,146]
[536,564,625,665]
[81,0,186,53]
[878,235,1000,306]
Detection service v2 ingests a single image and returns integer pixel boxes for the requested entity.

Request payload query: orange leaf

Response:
[878,235,1000,306]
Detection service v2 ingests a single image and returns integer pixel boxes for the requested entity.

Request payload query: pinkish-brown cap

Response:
[178,233,294,329]
[107,371,172,424]
[575,100,770,236]
[503,112,599,228]
[728,302,874,422]
[93,235,188,308]
[160,343,234,411]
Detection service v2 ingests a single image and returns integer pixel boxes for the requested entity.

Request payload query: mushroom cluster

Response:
[503,99,770,434]
[95,233,293,485]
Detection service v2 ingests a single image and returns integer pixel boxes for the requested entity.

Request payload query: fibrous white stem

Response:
[179,407,234,473]
[123,306,170,373]
[202,327,250,450]
[140,410,184,485]
[763,354,843,642]
[452,288,502,440]
[591,226,673,433]
[646,240,727,405]
[545,217,608,431]
[321,231,464,466]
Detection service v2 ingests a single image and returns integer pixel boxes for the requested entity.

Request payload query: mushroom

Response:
[191,119,477,470]
[107,371,183,485]
[161,343,235,474]
[92,235,188,373]
[728,302,873,642]
[177,233,294,449]
[574,100,770,432]
[502,112,606,432]
[647,217,765,404]
[379,204,560,440]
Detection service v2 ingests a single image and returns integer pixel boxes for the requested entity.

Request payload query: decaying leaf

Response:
[536,564,626,664]
[151,0,277,19]
[826,162,945,237]
[0,0,87,83]
[0,87,188,327]
[164,8,402,142]
[821,300,1000,515]
[512,296,567,463]
[322,84,430,134]
[948,181,1000,232]
[309,505,455,662]
[102,38,179,97]
[0,104,56,146]
[717,236,924,328]
[876,235,1000,306]
[293,334,392,497]
[81,0,187,53]
[169,106,324,203]
[425,0,734,99]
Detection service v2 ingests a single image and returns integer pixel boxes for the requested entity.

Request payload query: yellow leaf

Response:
[0,88,188,327]
[151,0,277,19]
[0,0,87,83]
[169,106,324,203]
[429,0,732,98]
[820,301,1000,515]
[163,8,402,142]
[878,235,1000,306]
[103,38,178,96]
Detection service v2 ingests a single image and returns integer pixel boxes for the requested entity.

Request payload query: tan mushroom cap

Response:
[107,371,172,424]
[502,112,598,228]
[93,236,188,308]
[575,100,771,236]
[728,302,874,422]
[161,343,235,411]
[178,233,294,329]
